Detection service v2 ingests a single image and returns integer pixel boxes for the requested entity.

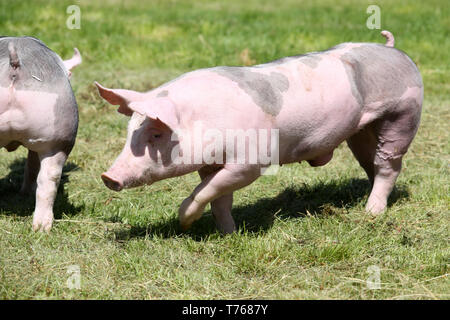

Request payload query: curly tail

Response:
[381,30,395,47]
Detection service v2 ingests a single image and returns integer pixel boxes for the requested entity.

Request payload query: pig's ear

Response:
[95,82,143,116]
[129,98,179,130]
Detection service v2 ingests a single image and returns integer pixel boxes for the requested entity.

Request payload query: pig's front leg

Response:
[20,150,40,195]
[32,151,67,232]
[198,167,236,234]
[179,165,260,231]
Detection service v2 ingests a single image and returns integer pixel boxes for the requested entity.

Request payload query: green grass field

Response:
[0,0,448,299]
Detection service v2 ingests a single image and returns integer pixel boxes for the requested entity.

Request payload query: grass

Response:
[0,0,449,299]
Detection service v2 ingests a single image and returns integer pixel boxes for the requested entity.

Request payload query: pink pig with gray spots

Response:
[96,31,422,233]
[0,37,81,231]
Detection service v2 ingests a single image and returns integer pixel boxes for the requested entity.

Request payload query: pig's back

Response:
[158,42,422,135]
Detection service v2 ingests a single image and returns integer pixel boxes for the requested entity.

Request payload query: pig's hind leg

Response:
[348,98,421,215]
[32,150,68,232]
[20,150,40,194]
[179,165,260,232]
[346,124,377,185]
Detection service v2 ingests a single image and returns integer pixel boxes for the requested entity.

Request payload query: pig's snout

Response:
[101,173,123,192]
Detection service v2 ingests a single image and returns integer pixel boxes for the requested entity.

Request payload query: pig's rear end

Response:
[0,37,78,153]
[0,36,80,231]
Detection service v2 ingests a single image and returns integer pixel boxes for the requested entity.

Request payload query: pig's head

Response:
[95,82,180,191]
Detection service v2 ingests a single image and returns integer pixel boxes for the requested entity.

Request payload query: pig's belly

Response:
[277,102,362,165]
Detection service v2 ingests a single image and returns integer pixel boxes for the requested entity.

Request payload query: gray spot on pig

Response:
[340,44,422,106]
[213,67,289,116]
[0,37,69,90]
[157,90,169,97]
[340,60,364,106]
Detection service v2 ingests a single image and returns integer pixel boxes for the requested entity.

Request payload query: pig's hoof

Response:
[218,223,236,235]
[179,196,205,231]
[213,215,237,234]
[365,201,387,216]
[32,213,53,232]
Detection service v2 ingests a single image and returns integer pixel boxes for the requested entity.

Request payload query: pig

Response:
[96,31,422,234]
[0,36,81,231]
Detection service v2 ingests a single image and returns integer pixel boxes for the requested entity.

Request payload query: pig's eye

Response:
[148,129,163,140]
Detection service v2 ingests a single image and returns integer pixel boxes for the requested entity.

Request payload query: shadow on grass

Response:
[110,177,409,241]
[0,158,84,219]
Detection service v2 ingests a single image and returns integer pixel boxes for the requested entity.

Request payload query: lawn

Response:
[0,0,448,299]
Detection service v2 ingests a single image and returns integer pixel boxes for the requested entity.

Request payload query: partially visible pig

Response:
[96,31,422,234]
[0,37,81,231]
